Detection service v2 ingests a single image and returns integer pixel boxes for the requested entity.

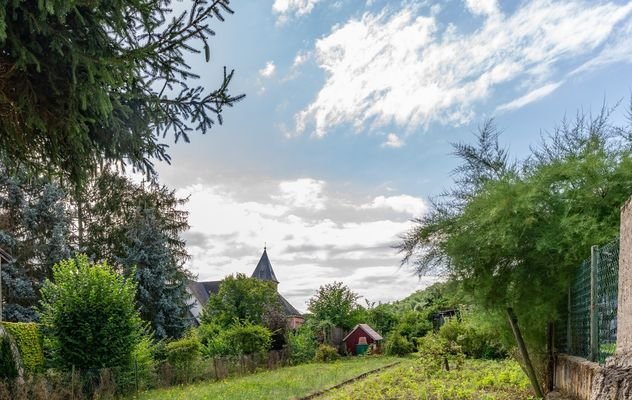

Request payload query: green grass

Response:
[132,356,401,400]
[321,359,536,400]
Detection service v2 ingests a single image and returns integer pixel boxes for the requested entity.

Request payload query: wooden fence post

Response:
[590,245,599,362]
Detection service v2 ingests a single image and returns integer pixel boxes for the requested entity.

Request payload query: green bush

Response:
[417,333,464,371]
[165,334,201,383]
[222,322,272,356]
[0,336,18,379]
[2,322,44,373]
[438,319,506,360]
[314,344,340,362]
[287,326,317,364]
[384,332,413,356]
[165,335,201,367]
[39,255,144,370]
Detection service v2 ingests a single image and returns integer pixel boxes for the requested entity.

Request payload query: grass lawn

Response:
[321,358,536,400]
[133,356,401,400]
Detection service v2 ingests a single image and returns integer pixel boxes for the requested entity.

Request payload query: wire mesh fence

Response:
[557,238,619,364]
[568,260,591,357]
[595,240,619,363]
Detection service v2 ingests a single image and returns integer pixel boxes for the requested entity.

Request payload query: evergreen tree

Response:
[0,0,244,186]
[118,207,192,339]
[0,165,72,321]
[83,170,192,339]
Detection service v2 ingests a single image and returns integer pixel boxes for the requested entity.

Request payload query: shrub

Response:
[314,344,340,362]
[438,319,506,360]
[165,335,201,367]
[287,326,317,364]
[417,333,464,371]
[2,322,43,373]
[165,334,201,383]
[385,332,413,356]
[222,322,273,355]
[38,255,144,370]
[0,335,18,379]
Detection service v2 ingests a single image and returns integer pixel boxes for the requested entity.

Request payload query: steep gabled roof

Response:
[278,294,302,317]
[343,324,383,342]
[251,248,279,283]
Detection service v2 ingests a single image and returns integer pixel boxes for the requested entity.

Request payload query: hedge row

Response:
[2,322,44,372]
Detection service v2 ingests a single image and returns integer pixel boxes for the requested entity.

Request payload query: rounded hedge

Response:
[39,255,143,370]
[1,322,44,373]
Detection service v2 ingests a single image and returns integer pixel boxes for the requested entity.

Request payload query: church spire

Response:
[251,247,279,284]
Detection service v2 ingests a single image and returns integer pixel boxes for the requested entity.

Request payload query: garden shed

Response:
[343,324,383,355]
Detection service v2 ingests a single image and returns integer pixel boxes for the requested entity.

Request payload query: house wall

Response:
[344,328,376,355]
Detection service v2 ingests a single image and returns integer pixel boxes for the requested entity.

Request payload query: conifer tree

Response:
[0,164,72,321]
[118,208,192,339]
[83,170,192,339]
[0,0,244,186]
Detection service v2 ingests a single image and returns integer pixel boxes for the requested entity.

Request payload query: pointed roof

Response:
[251,248,279,283]
[343,324,384,342]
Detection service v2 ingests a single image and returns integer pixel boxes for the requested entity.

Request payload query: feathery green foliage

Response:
[400,106,632,352]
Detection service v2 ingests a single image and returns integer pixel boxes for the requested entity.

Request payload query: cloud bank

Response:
[295,0,632,137]
[178,178,429,311]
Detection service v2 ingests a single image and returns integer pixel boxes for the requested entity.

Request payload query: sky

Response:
[154,0,632,312]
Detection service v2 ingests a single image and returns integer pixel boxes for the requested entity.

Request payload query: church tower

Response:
[251,247,279,290]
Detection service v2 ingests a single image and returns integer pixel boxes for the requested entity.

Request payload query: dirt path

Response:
[298,361,403,400]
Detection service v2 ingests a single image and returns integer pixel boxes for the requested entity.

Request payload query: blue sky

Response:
[156,0,632,311]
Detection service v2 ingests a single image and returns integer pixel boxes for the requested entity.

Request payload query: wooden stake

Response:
[506,307,544,399]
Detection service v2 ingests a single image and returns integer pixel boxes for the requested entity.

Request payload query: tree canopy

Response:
[307,281,360,330]
[0,0,244,186]
[399,107,632,347]
[201,273,281,328]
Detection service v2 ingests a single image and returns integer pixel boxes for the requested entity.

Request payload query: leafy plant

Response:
[288,326,317,364]
[308,282,361,330]
[2,322,44,372]
[384,332,414,356]
[38,255,143,370]
[314,344,340,363]
[222,322,273,356]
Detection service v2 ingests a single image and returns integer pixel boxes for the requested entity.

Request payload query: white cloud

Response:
[259,61,276,78]
[295,1,632,137]
[177,178,431,311]
[361,195,427,217]
[496,81,564,112]
[381,133,405,148]
[464,0,498,16]
[273,0,322,24]
[276,178,327,211]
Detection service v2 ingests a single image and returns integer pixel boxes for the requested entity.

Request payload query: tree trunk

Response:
[506,307,544,399]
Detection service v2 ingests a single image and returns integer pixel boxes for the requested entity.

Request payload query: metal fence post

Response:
[590,245,599,362]
[567,287,572,353]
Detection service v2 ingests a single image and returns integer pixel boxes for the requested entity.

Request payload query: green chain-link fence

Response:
[558,238,619,364]
[595,240,619,363]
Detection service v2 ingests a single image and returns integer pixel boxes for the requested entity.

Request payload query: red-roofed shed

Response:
[343,324,383,355]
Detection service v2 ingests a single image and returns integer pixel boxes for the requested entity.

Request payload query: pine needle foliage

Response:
[0,0,244,186]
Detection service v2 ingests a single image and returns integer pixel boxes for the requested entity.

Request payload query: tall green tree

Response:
[201,273,280,328]
[307,281,360,330]
[0,0,244,186]
[84,170,192,339]
[399,108,632,349]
